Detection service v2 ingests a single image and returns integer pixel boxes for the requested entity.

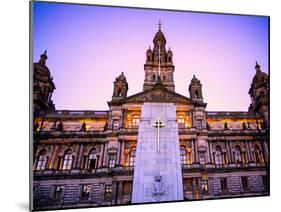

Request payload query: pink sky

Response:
[33,2,269,111]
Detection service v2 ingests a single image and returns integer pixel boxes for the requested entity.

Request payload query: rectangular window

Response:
[81,184,91,200]
[108,154,116,168]
[201,180,209,194]
[196,119,203,129]
[113,120,119,130]
[184,178,193,191]
[199,152,205,165]
[241,176,249,191]
[122,182,132,195]
[220,178,228,192]
[104,185,112,201]
[53,185,64,201]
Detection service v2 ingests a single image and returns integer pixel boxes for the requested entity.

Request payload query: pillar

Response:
[194,140,199,163]
[98,143,105,168]
[246,140,254,163]
[117,181,123,204]
[50,145,58,169]
[111,181,118,205]
[77,144,84,169]
[191,140,196,164]
[102,142,108,167]
[73,144,80,169]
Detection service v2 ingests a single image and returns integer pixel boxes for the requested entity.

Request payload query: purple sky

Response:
[33,2,269,111]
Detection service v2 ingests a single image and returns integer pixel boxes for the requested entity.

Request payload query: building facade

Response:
[32,26,269,210]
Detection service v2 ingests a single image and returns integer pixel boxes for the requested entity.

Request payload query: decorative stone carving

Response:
[152,175,165,201]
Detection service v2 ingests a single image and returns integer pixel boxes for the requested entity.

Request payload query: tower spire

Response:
[158,19,162,30]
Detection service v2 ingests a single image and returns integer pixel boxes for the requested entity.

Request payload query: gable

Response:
[123,85,192,104]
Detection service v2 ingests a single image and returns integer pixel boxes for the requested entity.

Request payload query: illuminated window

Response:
[113,120,119,130]
[177,116,185,128]
[122,182,132,195]
[129,147,136,166]
[35,149,48,170]
[108,154,116,168]
[234,146,242,164]
[104,185,112,201]
[201,180,208,194]
[215,146,223,165]
[62,149,73,170]
[132,115,140,128]
[53,185,64,201]
[80,184,91,200]
[184,178,193,191]
[199,152,205,165]
[180,146,187,165]
[88,149,97,171]
[196,119,203,129]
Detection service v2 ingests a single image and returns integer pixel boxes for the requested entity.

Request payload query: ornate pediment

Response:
[123,86,192,104]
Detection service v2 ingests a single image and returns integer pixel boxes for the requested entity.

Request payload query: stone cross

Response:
[153,117,165,152]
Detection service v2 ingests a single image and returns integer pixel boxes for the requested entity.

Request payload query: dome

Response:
[117,72,126,81]
[252,71,268,84]
[153,29,167,44]
[252,62,268,84]
[191,75,200,84]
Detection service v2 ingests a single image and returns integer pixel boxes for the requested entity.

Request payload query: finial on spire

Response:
[255,61,260,71]
[158,19,162,30]
[39,49,48,64]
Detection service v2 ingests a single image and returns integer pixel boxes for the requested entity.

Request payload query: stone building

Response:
[32,25,269,210]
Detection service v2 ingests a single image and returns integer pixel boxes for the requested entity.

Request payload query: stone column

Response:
[116,140,122,166]
[226,141,234,164]
[98,143,105,168]
[117,181,123,204]
[208,178,213,198]
[198,178,202,199]
[191,140,196,164]
[102,142,108,167]
[73,144,80,169]
[246,140,254,163]
[192,178,197,199]
[50,145,58,169]
[120,141,125,166]
[99,183,105,203]
[111,181,118,205]
[194,140,199,163]
[77,144,84,169]
[262,140,269,164]
[205,140,211,164]
[208,141,214,164]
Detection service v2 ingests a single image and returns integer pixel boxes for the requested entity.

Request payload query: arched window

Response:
[129,147,136,167]
[180,146,187,165]
[118,88,122,97]
[215,146,223,165]
[177,115,185,128]
[194,90,199,98]
[88,149,97,171]
[62,149,73,170]
[35,149,48,170]
[152,74,156,81]
[253,145,263,164]
[132,115,140,128]
[234,146,242,164]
